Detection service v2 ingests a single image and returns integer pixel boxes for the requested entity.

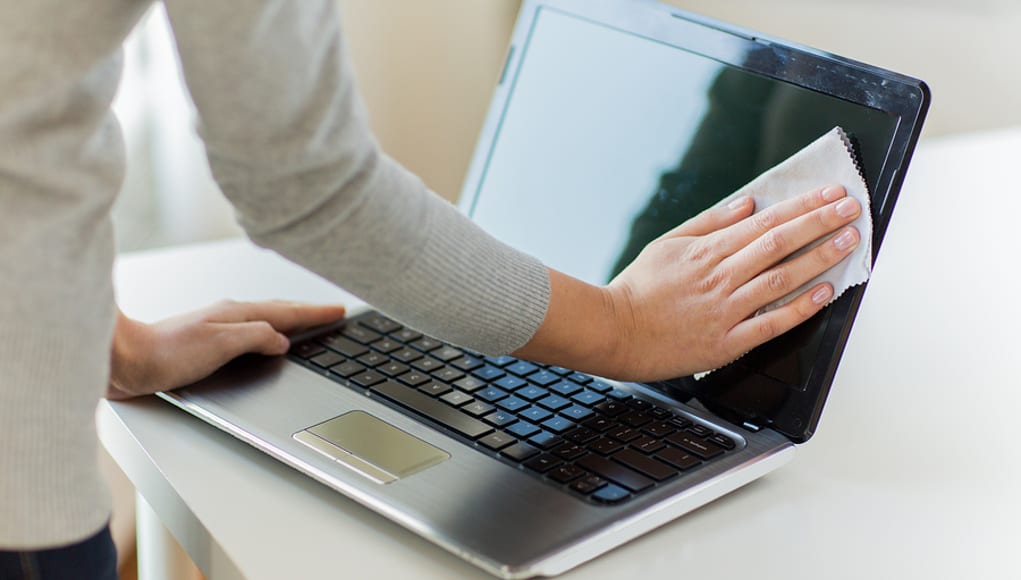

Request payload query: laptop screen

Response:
[465,6,918,439]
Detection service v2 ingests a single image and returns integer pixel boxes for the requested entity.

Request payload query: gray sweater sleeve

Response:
[162,0,551,355]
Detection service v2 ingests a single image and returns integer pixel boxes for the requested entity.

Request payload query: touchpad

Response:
[294,411,449,484]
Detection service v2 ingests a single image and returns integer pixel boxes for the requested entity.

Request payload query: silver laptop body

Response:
[159,0,929,576]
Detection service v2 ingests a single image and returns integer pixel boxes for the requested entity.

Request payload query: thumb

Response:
[215,321,291,360]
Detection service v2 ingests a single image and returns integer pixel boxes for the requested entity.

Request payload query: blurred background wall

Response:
[111,0,1021,252]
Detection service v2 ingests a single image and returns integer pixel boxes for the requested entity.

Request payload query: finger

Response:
[205,300,346,333]
[721,194,861,287]
[729,226,860,316]
[725,282,834,355]
[712,184,847,256]
[657,195,754,240]
[212,320,292,360]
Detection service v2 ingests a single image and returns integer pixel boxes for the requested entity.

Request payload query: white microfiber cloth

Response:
[719,126,873,312]
[697,127,872,378]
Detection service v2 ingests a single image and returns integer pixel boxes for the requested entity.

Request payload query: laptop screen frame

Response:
[457,0,930,443]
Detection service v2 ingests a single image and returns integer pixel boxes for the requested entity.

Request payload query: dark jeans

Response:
[0,525,117,580]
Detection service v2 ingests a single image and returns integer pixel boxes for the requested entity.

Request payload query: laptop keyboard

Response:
[288,310,737,505]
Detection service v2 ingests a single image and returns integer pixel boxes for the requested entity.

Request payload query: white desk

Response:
[100,127,1021,579]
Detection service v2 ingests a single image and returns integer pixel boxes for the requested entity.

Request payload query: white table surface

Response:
[100,126,1021,579]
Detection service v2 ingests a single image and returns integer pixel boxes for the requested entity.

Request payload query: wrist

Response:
[107,312,152,400]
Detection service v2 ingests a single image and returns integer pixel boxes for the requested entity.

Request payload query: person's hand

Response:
[514,184,862,381]
[107,300,346,400]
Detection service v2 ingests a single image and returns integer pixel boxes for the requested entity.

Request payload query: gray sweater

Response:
[0,1,550,548]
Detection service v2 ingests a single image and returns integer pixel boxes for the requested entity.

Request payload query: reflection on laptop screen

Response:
[468,7,898,386]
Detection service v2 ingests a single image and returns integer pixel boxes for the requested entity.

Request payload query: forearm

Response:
[511,269,622,378]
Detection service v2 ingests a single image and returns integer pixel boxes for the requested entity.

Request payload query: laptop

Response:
[158,0,929,576]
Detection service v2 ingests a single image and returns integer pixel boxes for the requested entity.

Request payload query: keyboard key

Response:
[485,355,517,367]
[540,416,576,434]
[376,361,409,377]
[527,370,560,387]
[576,455,654,492]
[411,337,442,352]
[569,475,607,495]
[419,382,452,397]
[330,360,365,378]
[349,369,383,388]
[453,376,487,393]
[358,315,402,335]
[612,449,677,481]
[494,376,527,391]
[708,434,736,450]
[537,395,571,411]
[632,400,659,413]
[431,366,465,383]
[440,390,473,407]
[397,371,430,387]
[582,416,617,432]
[591,484,630,504]
[588,379,614,393]
[630,435,665,454]
[548,366,572,376]
[594,401,629,417]
[619,411,653,428]
[310,351,345,368]
[656,446,701,470]
[527,431,562,450]
[549,381,583,397]
[476,386,509,403]
[391,347,423,363]
[290,341,325,359]
[643,421,677,438]
[506,421,540,439]
[356,352,389,367]
[567,372,593,385]
[431,346,463,362]
[496,396,530,412]
[472,366,506,381]
[371,381,492,439]
[606,388,633,401]
[412,357,443,373]
[565,427,599,445]
[501,442,539,462]
[688,424,715,438]
[483,410,518,427]
[520,407,553,423]
[462,401,495,417]
[589,437,624,455]
[479,431,515,451]
[506,361,539,377]
[524,453,562,473]
[560,405,594,422]
[666,433,725,459]
[516,385,549,401]
[391,328,422,342]
[650,407,672,420]
[342,325,382,344]
[552,442,586,461]
[668,416,692,430]
[607,425,641,442]
[547,464,586,484]
[451,355,484,372]
[372,338,403,353]
[571,390,605,406]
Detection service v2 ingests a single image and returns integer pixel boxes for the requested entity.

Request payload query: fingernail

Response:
[812,286,833,304]
[835,198,859,218]
[727,196,750,210]
[833,229,857,251]
[277,334,291,352]
[821,185,844,202]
